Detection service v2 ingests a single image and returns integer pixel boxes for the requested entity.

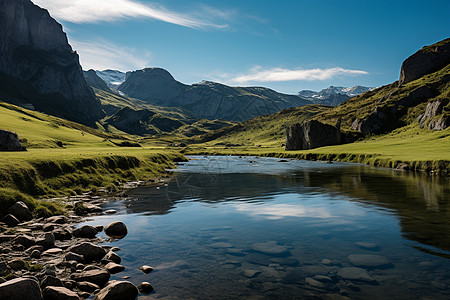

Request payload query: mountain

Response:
[0,0,104,126]
[83,70,112,93]
[96,70,126,90]
[298,86,374,106]
[118,68,312,122]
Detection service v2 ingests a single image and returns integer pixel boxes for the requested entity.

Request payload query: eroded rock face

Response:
[285,120,344,150]
[399,38,450,85]
[0,0,104,125]
[418,99,449,130]
[0,130,26,151]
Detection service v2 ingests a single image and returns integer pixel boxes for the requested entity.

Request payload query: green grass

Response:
[0,100,187,217]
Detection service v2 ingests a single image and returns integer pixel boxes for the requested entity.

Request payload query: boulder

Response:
[399,38,450,85]
[0,130,26,151]
[77,281,99,293]
[104,222,128,239]
[7,201,32,221]
[72,269,110,287]
[104,251,121,264]
[104,262,125,274]
[285,120,345,150]
[94,281,138,300]
[46,216,67,224]
[65,252,85,263]
[2,214,20,227]
[9,259,26,270]
[52,228,72,240]
[68,242,106,262]
[42,286,80,300]
[40,275,64,289]
[36,232,55,249]
[13,234,36,249]
[0,277,43,300]
[73,225,98,239]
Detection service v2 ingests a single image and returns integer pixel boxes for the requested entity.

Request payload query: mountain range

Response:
[298,86,374,106]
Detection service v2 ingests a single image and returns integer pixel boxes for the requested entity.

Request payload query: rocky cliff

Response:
[0,0,105,125]
[0,129,26,151]
[399,38,450,85]
[118,69,311,122]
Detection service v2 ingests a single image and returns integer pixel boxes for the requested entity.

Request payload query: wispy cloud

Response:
[70,39,151,71]
[230,66,369,83]
[32,0,228,29]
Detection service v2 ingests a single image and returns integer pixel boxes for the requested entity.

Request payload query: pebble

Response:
[355,242,379,250]
[210,242,233,248]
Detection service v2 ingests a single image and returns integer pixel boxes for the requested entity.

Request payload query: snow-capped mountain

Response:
[298,85,374,106]
[95,70,126,90]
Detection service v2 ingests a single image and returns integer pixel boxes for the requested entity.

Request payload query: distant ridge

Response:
[117,68,312,122]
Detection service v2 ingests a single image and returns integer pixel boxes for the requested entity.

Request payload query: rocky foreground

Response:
[0,193,153,300]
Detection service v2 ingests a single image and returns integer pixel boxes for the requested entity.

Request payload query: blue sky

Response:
[33,0,449,94]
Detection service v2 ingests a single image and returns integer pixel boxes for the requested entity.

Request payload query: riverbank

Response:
[188,122,450,175]
[0,190,154,299]
[0,148,187,217]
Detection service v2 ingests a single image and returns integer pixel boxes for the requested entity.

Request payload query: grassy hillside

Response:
[0,100,186,216]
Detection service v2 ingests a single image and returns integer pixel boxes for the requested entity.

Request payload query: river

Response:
[83,156,450,299]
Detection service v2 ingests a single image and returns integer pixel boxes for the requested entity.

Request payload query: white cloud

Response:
[230,66,369,83]
[70,39,151,71]
[233,203,332,220]
[32,0,227,29]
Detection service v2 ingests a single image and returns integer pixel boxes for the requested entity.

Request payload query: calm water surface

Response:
[84,156,450,299]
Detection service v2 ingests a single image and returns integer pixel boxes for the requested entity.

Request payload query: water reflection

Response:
[127,156,450,254]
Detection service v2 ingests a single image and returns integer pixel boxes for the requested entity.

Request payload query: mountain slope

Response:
[118,68,312,122]
[84,70,112,93]
[0,0,104,126]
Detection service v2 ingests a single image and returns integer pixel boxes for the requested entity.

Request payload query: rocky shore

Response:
[0,183,155,300]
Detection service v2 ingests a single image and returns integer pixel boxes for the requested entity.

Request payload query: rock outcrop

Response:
[418,99,450,130]
[0,129,26,151]
[399,38,450,85]
[285,120,346,150]
[0,0,105,125]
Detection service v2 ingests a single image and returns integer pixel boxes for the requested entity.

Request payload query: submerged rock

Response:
[251,241,291,257]
[348,254,391,268]
[337,267,377,283]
